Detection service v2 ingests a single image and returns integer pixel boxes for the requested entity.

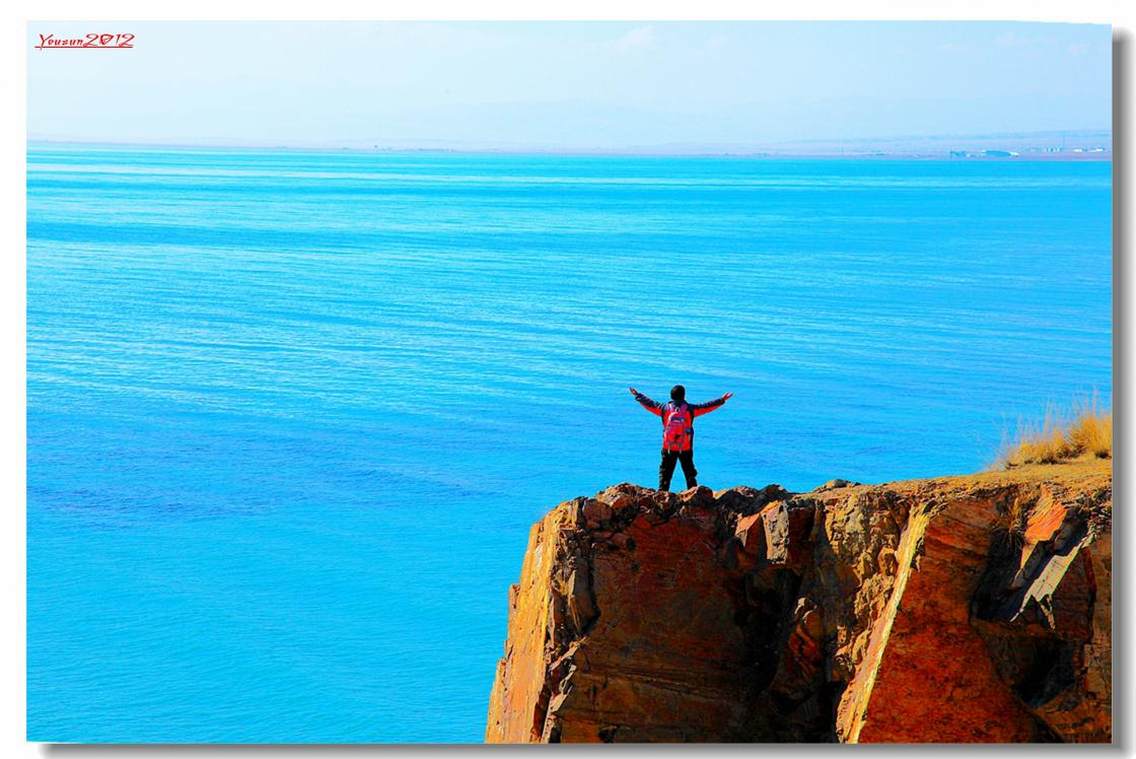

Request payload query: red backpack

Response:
[662,402,693,451]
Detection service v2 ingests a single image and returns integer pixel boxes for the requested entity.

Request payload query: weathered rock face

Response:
[485,460,1111,743]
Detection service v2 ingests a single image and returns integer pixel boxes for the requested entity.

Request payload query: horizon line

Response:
[27,128,1114,161]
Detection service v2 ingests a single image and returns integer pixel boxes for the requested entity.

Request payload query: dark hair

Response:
[670,384,686,401]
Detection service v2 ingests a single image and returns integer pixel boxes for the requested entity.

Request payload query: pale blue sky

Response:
[27,21,1111,150]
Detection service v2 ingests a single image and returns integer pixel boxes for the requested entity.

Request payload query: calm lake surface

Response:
[27,145,1112,742]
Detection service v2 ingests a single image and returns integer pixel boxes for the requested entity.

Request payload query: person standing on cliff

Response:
[628,385,733,492]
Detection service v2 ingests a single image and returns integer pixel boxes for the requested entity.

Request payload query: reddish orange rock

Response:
[734,512,765,560]
[486,459,1112,744]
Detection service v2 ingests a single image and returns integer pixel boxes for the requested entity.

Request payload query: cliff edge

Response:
[484,459,1112,743]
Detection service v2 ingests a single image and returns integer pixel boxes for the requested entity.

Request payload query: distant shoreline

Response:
[26,139,1113,162]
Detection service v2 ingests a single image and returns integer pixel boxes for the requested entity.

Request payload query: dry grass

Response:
[996,397,1112,469]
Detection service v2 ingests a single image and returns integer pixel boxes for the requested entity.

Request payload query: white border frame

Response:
[5,3,1132,757]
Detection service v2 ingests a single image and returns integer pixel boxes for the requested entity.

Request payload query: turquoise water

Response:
[27,145,1112,742]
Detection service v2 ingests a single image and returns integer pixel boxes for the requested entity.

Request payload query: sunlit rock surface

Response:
[485,459,1111,743]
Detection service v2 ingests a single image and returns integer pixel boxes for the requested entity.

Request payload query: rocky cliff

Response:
[484,458,1112,743]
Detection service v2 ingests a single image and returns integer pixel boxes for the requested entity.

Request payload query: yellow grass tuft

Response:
[1068,398,1113,459]
[997,397,1112,469]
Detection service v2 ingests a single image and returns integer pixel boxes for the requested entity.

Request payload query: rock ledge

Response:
[485,460,1112,743]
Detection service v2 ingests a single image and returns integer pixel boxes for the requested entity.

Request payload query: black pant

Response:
[659,448,698,491]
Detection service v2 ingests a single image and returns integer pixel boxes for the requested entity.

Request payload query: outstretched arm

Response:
[628,387,663,417]
[690,392,734,417]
